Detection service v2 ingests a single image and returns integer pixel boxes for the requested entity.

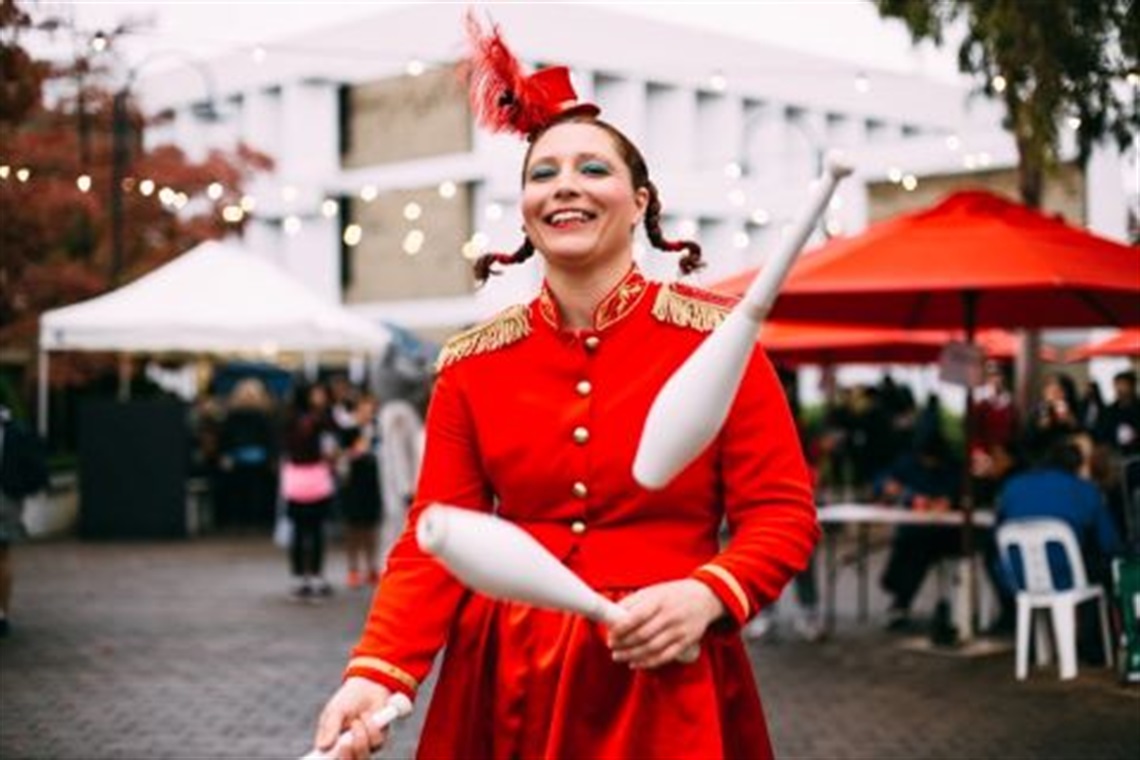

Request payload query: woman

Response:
[312,18,818,759]
[218,378,278,528]
[282,382,337,600]
[341,394,383,589]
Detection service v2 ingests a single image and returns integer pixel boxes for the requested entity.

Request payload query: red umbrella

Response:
[1066,328,1140,362]
[713,190,1138,639]
[715,190,1140,330]
[758,322,1060,366]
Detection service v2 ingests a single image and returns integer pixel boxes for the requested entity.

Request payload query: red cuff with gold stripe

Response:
[344,656,419,698]
[692,563,751,626]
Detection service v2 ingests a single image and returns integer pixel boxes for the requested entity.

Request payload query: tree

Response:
[0,0,271,394]
[873,0,1139,208]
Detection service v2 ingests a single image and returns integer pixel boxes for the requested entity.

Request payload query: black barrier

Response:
[78,399,190,539]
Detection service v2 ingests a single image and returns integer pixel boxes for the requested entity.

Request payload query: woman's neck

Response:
[544,255,633,330]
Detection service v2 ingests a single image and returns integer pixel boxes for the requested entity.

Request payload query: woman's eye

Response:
[528,164,557,181]
[580,161,610,176]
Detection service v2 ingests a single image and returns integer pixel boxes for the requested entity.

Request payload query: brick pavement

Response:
[1,535,1137,760]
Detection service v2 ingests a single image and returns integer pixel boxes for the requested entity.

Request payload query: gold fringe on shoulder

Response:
[435,304,532,371]
[650,284,732,332]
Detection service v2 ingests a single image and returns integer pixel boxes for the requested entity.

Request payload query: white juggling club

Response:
[417,505,698,662]
[417,504,629,624]
[633,153,853,490]
[300,693,414,760]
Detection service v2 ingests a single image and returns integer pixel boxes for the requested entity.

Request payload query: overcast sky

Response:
[37,1,964,83]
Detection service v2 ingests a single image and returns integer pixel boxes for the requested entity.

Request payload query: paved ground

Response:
[1,533,1137,759]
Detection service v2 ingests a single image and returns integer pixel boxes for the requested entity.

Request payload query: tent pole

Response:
[37,349,49,438]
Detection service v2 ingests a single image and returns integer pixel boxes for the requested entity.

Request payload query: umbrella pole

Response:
[961,292,978,643]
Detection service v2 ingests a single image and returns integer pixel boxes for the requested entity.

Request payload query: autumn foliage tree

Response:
[0,0,271,397]
[872,0,1139,209]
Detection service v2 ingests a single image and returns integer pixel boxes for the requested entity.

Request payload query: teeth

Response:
[550,210,591,224]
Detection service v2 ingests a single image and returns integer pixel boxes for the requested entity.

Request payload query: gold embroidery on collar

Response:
[651,283,734,332]
[435,304,531,371]
[538,268,647,332]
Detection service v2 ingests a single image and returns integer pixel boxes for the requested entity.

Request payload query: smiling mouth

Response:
[545,209,597,228]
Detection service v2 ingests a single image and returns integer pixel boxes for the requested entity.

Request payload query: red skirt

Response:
[416,593,773,759]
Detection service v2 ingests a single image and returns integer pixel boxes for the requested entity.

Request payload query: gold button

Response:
[573,426,590,444]
[572,481,588,498]
[570,520,586,535]
[576,380,592,396]
[584,335,601,351]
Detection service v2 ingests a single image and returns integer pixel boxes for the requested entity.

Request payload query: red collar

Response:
[537,266,649,333]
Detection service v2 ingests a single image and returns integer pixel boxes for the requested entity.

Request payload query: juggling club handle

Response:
[597,597,700,664]
[299,694,414,760]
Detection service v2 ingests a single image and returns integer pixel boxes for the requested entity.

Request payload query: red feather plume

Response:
[462,12,561,137]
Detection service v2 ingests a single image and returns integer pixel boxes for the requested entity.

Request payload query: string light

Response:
[343,223,363,246]
[0,165,9,179]
[977,152,992,168]
[901,174,918,191]
[222,205,244,223]
[90,32,108,53]
[174,191,189,209]
[402,229,424,255]
[749,208,770,226]
[207,182,224,200]
[403,201,422,221]
[76,174,92,192]
[1066,115,1081,131]
[158,187,177,205]
[240,194,256,212]
[283,215,302,235]
[139,178,155,196]
[708,71,728,93]
[991,75,1007,93]
[945,134,960,151]
[16,168,30,182]
[854,72,870,94]
[484,202,503,221]
[732,231,750,249]
[252,46,267,64]
[406,59,425,77]
[321,198,339,218]
[887,167,903,183]
[438,180,457,199]
[360,185,378,202]
[723,161,743,180]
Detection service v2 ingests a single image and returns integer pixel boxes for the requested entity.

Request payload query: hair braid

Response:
[473,237,536,283]
[643,181,704,275]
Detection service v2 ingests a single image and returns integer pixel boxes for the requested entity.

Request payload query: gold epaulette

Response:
[650,282,736,332]
[435,304,532,372]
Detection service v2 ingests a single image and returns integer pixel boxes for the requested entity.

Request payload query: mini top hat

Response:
[463,12,599,140]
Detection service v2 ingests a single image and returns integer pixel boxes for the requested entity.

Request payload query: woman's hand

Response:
[607,579,725,670]
[313,677,395,760]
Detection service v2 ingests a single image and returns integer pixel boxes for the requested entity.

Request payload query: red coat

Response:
[346,267,819,759]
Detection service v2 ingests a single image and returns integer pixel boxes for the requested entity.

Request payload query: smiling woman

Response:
[309,14,820,760]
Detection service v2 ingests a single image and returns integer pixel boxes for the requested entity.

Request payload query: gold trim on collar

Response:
[651,283,734,332]
[435,304,531,372]
[537,267,648,332]
[346,656,420,691]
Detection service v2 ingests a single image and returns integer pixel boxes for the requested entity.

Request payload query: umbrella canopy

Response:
[715,190,1140,330]
[758,322,1059,366]
[1066,328,1140,362]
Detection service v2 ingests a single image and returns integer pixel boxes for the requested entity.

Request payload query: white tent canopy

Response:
[37,239,392,434]
[40,239,391,353]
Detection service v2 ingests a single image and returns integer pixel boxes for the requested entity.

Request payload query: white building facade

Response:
[137,3,1132,342]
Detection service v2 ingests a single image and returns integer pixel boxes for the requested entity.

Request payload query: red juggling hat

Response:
[463,12,599,140]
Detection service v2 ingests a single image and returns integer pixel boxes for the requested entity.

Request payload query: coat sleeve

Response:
[690,347,820,625]
[345,366,493,697]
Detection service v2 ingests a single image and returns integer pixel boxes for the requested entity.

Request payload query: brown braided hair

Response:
[473,113,703,283]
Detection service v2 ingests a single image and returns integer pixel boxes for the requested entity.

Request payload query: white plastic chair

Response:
[996,518,1113,681]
